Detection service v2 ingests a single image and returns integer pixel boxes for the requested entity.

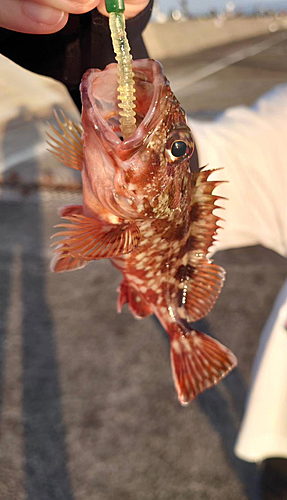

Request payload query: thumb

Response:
[0,0,68,34]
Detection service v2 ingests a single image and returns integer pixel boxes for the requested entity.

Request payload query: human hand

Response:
[0,0,149,35]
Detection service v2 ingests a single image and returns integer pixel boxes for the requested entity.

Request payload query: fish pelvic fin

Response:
[47,110,83,171]
[51,214,141,261]
[117,280,153,318]
[170,328,237,406]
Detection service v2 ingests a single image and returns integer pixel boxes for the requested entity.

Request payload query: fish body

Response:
[49,59,237,405]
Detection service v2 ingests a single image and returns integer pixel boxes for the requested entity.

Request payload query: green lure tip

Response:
[105,0,125,13]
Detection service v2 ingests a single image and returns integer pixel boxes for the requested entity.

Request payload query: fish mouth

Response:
[80,59,169,158]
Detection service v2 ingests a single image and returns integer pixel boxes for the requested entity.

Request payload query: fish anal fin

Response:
[47,110,83,171]
[51,245,89,273]
[117,281,129,313]
[52,214,141,261]
[177,259,225,322]
[170,329,237,405]
[117,280,152,318]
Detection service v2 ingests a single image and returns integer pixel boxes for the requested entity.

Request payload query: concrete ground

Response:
[1,32,287,500]
[164,31,287,118]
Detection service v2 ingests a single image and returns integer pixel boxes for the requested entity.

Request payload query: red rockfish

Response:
[48,59,237,405]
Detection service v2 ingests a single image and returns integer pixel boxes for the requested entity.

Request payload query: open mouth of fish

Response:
[80,59,168,155]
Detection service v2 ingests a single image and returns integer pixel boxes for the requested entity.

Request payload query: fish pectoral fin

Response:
[58,204,84,217]
[117,280,153,318]
[170,329,237,406]
[47,110,83,171]
[51,214,141,261]
[51,244,90,273]
[177,259,225,322]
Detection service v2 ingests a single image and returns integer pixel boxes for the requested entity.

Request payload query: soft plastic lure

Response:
[106,0,137,139]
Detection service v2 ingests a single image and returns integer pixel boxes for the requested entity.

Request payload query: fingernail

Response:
[23,1,65,25]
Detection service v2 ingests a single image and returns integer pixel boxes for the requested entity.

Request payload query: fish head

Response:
[80,59,196,223]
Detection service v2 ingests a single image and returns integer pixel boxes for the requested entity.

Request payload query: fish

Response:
[48,59,237,405]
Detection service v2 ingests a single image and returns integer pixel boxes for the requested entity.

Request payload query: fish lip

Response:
[80,67,121,150]
[80,59,168,158]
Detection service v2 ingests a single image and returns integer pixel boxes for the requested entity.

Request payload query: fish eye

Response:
[171,141,187,158]
[166,128,194,163]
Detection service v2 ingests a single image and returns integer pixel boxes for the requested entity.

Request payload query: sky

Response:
[159,0,287,15]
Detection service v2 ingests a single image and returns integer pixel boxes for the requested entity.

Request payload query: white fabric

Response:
[0,54,80,125]
[235,280,287,462]
[0,54,80,181]
[188,85,287,258]
[188,87,287,462]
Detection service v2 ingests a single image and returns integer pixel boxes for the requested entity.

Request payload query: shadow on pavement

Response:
[1,108,74,500]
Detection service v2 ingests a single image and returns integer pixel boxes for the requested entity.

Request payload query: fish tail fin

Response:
[170,328,237,406]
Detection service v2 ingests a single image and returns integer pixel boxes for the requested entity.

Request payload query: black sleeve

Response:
[0,0,153,109]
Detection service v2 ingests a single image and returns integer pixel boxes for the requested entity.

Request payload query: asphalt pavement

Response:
[164,31,287,118]
[1,31,287,500]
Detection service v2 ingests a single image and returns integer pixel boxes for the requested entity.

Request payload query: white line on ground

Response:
[171,31,287,95]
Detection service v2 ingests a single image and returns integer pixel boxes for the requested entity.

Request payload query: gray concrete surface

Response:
[1,33,287,500]
[143,16,287,60]
[163,32,287,118]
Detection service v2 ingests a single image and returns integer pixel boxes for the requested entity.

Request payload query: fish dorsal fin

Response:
[190,168,226,253]
[176,258,225,322]
[47,110,83,171]
[51,214,141,261]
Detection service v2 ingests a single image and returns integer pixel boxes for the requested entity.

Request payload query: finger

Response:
[26,0,100,15]
[0,0,68,33]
